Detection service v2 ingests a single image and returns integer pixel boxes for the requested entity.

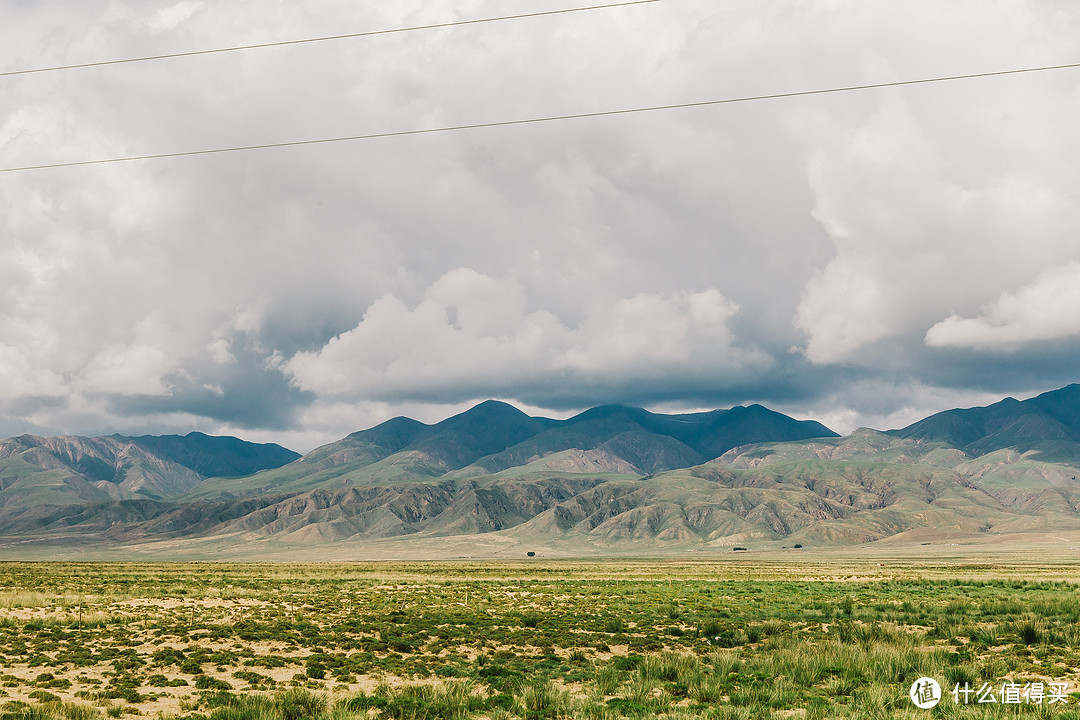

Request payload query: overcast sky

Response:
[2,0,1079,452]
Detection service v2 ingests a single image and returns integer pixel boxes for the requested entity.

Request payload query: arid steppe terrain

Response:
[2,556,1080,719]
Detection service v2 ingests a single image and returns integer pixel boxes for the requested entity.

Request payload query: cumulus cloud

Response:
[1,0,1079,449]
[788,5,1080,366]
[79,341,176,396]
[0,343,66,400]
[284,268,768,403]
[925,261,1080,349]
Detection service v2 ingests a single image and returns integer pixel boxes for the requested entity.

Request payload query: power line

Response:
[0,1,661,78]
[3,61,1079,174]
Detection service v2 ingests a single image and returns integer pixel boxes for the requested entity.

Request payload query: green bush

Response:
[603,618,626,634]
[26,692,60,705]
[180,658,204,675]
[195,677,232,691]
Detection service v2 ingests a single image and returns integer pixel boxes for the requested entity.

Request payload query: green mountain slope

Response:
[0,433,298,507]
[717,403,1080,528]
[0,456,1019,552]
[718,428,970,468]
[120,432,299,478]
[500,458,1011,548]
[6,386,1080,556]
[192,401,839,500]
[892,384,1080,455]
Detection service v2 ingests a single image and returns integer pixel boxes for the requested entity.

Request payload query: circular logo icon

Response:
[909,678,941,709]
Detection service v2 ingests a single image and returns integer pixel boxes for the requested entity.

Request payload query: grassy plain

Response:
[1,559,1080,719]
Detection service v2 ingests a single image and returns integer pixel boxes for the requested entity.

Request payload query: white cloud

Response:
[148,1,203,33]
[793,82,1080,363]
[0,342,66,399]
[926,261,1080,349]
[788,5,1080,365]
[74,315,189,395]
[284,268,766,400]
[78,342,176,395]
[555,288,744,373]
[2,0,1080,445]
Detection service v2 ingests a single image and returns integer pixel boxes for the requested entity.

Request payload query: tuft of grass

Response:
[279,688,328,720]
[1016,617,1046,646]
[209,694,280,720]
[968,624,998,646]
[518,679,571,720]
[945,664,978,689]
[638,652,699,685]
[602,618,626,634]
[593,665,620,696]
[367,680,479,720]
[839,596,855,617]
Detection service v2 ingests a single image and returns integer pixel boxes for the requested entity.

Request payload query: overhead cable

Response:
[3,61,1079,173]
[0,0,661,78]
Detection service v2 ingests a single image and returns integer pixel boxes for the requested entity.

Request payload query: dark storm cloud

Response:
[2,0,1079,451]
[104,344,316,431]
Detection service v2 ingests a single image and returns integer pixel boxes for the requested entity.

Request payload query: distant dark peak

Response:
[433,400,546,435]
[344,416,429,454]
[587,404,641,413]
[1027,384,1080,432]
[797,420,841,438]
[736,404,772,415]
[343,405,531,448]
[475,399,516,409]
[384,416,428,428]
[346,416,427,439]
[566,405,649,423]
[895,382,1080,452]
[716,404,771,420]
[1030,383,1080,406]
[449,399,530,421]
[124,433,300,478]
[667,408,724,419]
[403,399,552,470]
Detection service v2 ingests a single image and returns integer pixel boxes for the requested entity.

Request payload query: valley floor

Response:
[1,559,1079,719]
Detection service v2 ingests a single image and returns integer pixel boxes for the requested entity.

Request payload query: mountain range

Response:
[3,385,1080,558]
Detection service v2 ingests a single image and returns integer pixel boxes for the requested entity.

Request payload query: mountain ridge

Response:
[184,401,838,501]
[0,433,299,507]
[891,384,1080,454]
[3,388,1080,557]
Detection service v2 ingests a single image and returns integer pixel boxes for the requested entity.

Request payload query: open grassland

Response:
[1,560,1080,719]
